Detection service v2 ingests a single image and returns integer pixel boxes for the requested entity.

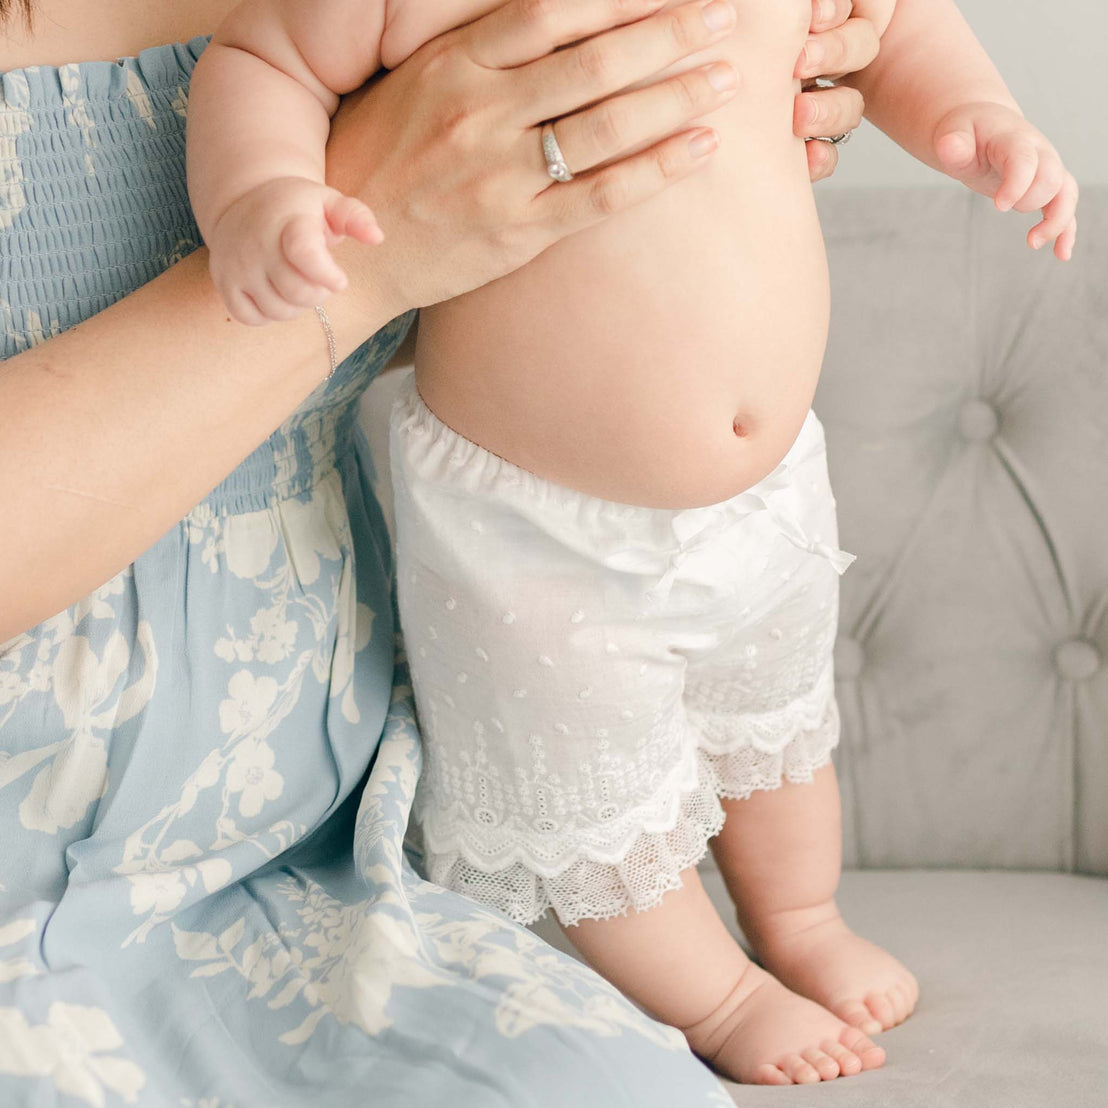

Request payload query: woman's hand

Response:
[794,0,880,182]
[324,0,741,317]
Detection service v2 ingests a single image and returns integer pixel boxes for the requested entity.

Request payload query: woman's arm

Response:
[0,247,375,645]
[0,0,732,642]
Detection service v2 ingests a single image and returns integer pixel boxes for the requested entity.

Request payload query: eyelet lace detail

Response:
[415,686,841,927]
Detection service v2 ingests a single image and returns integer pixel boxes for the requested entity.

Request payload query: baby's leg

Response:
[687,405,918,1035]
[556,865,885,1085]
[709,734,920,1035]
[391,382,885,1085]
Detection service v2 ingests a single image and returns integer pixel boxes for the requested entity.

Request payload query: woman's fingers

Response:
[519,0,738,126]
[535,125,718,237]
[793,83,863,140]
[548,61,739,178]
[466,0,667,70]
[805,137,839,182]
[808,0,854,34]
[795,15,879,81]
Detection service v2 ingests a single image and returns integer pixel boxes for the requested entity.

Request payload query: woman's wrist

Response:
[326,235,410,361]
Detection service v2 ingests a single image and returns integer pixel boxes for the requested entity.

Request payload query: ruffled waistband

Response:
[392,373,857,602]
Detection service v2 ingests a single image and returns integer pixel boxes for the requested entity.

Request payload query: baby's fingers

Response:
[280,214,348,293]
[1054,217,1077,262]
[1009,154,1065,215]
[993,137,1039,212]
[1028,170,1079,259]
[243,276,304,323]
[223,287,270,327]
[267,255,342,309]
[324,193,384,247]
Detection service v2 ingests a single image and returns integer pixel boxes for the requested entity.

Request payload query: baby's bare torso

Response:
[415,0,827,508]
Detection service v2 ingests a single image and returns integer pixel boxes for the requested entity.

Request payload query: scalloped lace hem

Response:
[420,696,841,927]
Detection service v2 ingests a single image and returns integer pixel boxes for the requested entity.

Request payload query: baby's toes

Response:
[888,983,913,1025]
[801,1046,841,1081]
[863,990,898,1030]
[777,1053,822,1085]
[821,1038,862,1077]
[891,975,920,1022]
[838,1026,886,1071]
[751,1064,792,1086]
[829,997,883,1036]
[905,969,921,1010]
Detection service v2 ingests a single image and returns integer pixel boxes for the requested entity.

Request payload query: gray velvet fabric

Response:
[812,186,1108,876]
[531,869,1108,1105]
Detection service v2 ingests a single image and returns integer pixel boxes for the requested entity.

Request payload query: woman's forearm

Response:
[839,0,1021,172]
[0,245,394,642]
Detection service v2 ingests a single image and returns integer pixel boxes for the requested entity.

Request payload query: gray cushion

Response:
[530,869,1108,1105]
[810,187,1108,876]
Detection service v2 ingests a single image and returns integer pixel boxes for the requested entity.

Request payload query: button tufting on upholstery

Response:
[959,398,999,442]
[1053,639,1101,681]
[834,636,865,680]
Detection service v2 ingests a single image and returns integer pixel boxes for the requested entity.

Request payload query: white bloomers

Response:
[390,374,857,928]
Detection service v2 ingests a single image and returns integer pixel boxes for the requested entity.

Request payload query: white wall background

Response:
[823,0,1104,190]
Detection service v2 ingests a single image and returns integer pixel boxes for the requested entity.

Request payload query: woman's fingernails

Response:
[817,0,836,22]
[707,63,737,92]
[701,1,736,32]
[804,40,825,71]
[806,97,821,124]
[689,128,719,158]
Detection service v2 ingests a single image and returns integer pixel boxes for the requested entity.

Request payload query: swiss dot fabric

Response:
[391,374,856,927]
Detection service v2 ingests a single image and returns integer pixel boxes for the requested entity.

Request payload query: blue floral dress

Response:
[0,37,731,1107]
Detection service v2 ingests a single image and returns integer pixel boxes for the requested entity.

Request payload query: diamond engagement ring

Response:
[541,121,574,183]
[812,129,853,145]
[801,79,853,146]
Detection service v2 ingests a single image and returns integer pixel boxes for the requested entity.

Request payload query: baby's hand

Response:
[931,103,1077,261]
[207,177,384,326]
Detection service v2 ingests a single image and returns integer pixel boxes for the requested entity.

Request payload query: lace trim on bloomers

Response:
[417,680,841,928]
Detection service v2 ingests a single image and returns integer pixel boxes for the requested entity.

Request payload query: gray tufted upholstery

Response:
[813,186,1108,882]
[362,184,1108,1106]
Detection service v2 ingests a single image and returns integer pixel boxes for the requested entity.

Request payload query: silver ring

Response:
[541,121,574,183]
[810,129,853,145]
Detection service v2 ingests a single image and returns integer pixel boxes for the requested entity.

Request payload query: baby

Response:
[187,0,1078,1087]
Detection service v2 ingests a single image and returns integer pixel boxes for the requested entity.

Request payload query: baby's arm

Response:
[187,0,388,325]
[842,0,1078,260]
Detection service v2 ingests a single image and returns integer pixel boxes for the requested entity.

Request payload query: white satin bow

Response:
[643,459,856,605]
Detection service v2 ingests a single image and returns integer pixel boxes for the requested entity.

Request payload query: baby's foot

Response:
[681,959,886,1085]
[751,903,920,1035]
